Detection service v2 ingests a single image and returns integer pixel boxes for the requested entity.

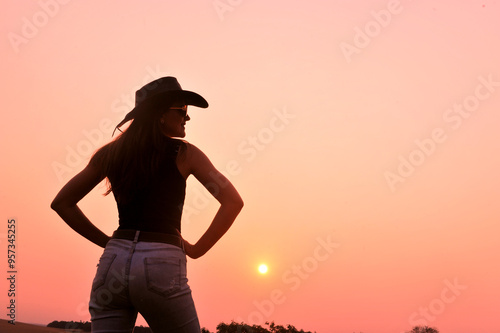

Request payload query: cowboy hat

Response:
[113,76,208,135]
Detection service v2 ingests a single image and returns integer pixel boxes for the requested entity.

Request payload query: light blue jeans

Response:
[89,237,200,333]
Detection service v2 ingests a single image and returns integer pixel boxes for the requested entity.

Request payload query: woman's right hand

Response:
[182,239,202,259]
[177,230,201,259]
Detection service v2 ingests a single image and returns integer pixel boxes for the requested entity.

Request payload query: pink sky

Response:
[1,1,499,332]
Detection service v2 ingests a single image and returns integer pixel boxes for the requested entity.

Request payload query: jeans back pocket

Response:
[91,253,117,292]
[144,257,182,297]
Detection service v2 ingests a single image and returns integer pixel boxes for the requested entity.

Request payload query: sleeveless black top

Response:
[116,138,186,234]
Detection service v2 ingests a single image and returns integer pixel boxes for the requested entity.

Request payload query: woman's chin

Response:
[162,129,186,138]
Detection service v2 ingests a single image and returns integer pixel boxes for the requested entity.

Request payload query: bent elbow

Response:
[237,198,244,210]
[218,188,244,212]
[50,199,60,212]
[233,197,244,211]
[222,196,244,213]
[50,197,66,213]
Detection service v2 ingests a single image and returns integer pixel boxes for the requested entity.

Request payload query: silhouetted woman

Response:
[51,77,244,333]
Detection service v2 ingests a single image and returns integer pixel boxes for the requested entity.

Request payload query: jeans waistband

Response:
[112,229,184,250]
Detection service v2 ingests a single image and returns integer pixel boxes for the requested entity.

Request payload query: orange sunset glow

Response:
[1,1,499,333]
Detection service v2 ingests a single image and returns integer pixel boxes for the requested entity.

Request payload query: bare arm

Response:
[180,144,243,259]
[50,162,110,248]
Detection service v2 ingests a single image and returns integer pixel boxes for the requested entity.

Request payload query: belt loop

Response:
[133,230,140,243]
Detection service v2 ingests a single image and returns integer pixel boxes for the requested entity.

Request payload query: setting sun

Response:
[258,264,268,274]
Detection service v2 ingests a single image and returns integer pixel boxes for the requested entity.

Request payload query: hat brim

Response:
[139,90,208,109]
[114,90,208,133]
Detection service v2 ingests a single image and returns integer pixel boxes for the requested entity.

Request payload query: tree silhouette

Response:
[47,320,153,332]
[47,319,313,333]
[406,325,439,333]
[213,321,313,333]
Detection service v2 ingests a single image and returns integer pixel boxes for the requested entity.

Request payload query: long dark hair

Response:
[90,99,177,203]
